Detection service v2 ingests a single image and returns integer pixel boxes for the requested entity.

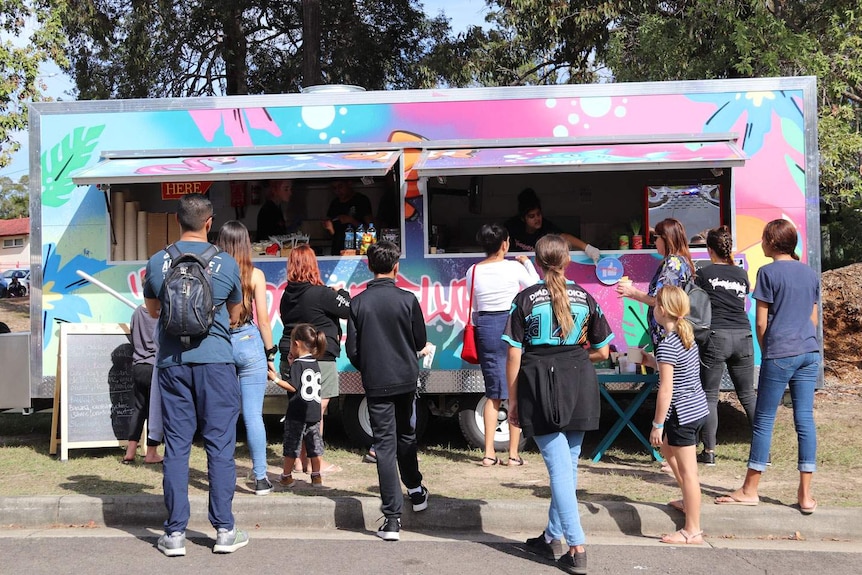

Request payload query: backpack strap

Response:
[199,244,220,265]
[166,243,182,263]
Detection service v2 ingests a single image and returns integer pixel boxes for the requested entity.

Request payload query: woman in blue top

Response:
[716,219,820,513]
[616,218,695,349]
[504,235,613,575]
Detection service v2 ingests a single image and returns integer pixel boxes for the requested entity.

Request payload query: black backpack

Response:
[159,243,220,349]
[684,278,712,347]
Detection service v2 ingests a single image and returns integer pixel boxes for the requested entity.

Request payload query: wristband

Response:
[652,421,665,429]
[265,346,278,361]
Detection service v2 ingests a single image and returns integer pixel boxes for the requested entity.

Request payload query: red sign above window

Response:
[161,182,213,200]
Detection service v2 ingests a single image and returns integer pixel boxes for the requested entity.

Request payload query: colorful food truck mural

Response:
[27,77,820,447]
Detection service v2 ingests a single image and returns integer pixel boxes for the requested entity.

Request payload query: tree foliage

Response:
[0,175,29,218]
[0,0,68,168]
[61,0,452,98]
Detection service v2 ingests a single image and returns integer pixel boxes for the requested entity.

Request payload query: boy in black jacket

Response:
[346,241,430,541]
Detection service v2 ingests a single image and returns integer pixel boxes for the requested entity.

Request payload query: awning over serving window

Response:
[70,150,402,185]
[413,139,746,177]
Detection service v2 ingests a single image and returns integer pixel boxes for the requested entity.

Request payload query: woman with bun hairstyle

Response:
[716,219,820,513]
[695,226,756,466]
[504,234,613,573]
[466,223,539,467]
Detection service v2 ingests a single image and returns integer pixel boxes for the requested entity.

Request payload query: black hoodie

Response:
[346,277,427,397]
[278,281,351,361]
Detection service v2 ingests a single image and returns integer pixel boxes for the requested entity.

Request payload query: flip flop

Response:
[798,500,817,515]
[507,457,526,466]
[660,529,704,545]
[481,456,501,467]
[121,457,135,465]
[320,463,342,474]
[715,494,759,506]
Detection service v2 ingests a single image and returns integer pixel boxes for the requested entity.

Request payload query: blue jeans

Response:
[475,311,509,399]
[231,324,268,480]
[159,363,240,533]
[749,352,820,473]
[533,431,586,547]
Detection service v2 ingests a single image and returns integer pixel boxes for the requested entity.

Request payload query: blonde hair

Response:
[534,235,573,338]
[655,285,694,349]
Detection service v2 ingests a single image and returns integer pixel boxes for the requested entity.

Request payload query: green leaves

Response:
[621,297,652,351]
[41,125,105,208]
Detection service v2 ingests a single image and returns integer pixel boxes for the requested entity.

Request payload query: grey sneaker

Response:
[254,476,273,495]
[157,531,186,557]
[213,528,249,553]
[557,550,587,575]
[525,531,563,560]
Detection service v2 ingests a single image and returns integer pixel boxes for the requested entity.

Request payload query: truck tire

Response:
[341,394,429,448]
[458,396,527,451]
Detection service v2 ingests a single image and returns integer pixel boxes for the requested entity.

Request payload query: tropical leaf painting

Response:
[41,125,106,208]
[621,298,652,351]
[780,117,805,196]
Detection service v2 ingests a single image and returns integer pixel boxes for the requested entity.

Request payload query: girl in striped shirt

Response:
[642,285,709,545]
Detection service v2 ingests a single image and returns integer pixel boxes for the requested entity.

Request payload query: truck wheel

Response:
[458,396,527,452]
[341,395,430,448]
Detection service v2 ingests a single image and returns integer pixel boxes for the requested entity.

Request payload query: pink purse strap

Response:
[467,265,477,326]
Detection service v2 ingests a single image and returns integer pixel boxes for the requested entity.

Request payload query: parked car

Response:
[0,269,29,298]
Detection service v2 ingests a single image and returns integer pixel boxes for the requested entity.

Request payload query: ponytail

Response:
[534,235,574,339]
[290,323,328,359]
[655,285,695,350]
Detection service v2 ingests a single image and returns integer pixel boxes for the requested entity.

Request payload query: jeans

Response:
[231,324,269,480]
[475,311,509,399]
[367,391,423,518]
[749,352,820,473]
[533,430,586,547]
[699,329,756,450]
[160,363,240,533]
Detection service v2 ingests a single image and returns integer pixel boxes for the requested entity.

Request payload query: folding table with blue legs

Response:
[591,372,663,462]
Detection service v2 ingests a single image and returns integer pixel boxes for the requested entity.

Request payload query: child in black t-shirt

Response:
[268,323,327,489]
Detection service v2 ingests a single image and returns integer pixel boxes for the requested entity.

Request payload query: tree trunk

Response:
[302,0,322,88]
[222,7,248,95]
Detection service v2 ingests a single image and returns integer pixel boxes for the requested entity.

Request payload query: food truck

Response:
[24,76,820,448]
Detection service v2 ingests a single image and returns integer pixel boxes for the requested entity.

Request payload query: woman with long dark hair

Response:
[616,218,695,349]
[217,220,276,496]
[279,244,351,474]
[716,219,820,512]
[467,223,539,466]
[695,226,756,466]
[504,235,613,574]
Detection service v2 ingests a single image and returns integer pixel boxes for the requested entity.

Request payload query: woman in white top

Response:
[467,223,539,466]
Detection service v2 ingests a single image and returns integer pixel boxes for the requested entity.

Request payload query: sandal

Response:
[507,457,526,466]
[121,457,135,465]
[481,456,501,467]
[660,529,703,545]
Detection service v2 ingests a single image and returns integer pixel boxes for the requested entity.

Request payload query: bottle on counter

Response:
[344,224,355,251]
[355,224,365,251]
[367,222,377,245]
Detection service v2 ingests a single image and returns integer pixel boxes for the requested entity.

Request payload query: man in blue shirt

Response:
[144,193,248,557]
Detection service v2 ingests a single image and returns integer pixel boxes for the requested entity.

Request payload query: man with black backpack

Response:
[143,193,248,557]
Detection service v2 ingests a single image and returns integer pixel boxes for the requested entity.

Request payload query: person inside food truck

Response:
[256,179,293,241]
[323,179,373,255]
[504,188,601,262]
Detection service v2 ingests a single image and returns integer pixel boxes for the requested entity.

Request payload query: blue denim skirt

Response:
[475,311,509,399]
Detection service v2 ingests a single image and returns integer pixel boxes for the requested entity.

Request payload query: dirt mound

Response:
[822,263,862,383]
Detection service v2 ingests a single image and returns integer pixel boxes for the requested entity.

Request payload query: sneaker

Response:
[254,476,273,496]
[409,485,429,512]
[557,550,587,575]
[362,451,377,464]
[311,472,324,488]
[157,531,186,557]
[697,450,716,466]
[376,517,401,541]
[279,473,295,489]
[525,531,562,560]
[213,527,249,553]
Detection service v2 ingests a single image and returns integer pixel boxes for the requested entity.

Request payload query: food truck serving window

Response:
[68,149,403,262]
[418,137,745,255]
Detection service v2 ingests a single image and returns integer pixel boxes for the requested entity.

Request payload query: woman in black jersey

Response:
[695,226,756,466]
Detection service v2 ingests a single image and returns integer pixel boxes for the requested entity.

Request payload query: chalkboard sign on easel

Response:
[53,323,134,461]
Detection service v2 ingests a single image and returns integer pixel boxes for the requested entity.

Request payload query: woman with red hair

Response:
[278,245,351,475]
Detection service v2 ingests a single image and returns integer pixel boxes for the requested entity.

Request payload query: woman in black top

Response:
[695,226,756,465]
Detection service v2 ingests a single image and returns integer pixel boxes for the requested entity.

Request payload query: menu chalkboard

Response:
[58,323,134,461]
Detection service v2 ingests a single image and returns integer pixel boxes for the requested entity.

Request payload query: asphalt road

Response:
[3,528,861,575]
